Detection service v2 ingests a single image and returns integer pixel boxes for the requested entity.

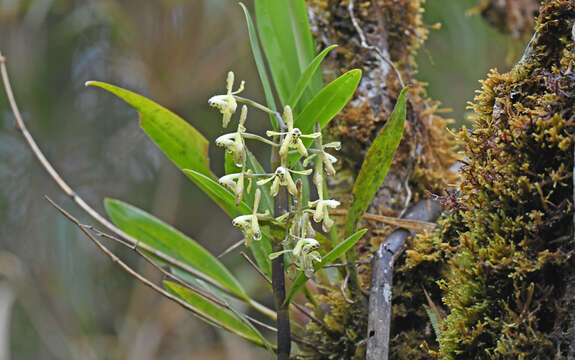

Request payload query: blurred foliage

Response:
[0,0,520,358]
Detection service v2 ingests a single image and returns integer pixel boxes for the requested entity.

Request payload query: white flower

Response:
[323,141,341,150]
[309,180,340,232]
[320,152,338,176]
[218,172,244,205]
[256,166,312,197]
[304,143,340,177]
[266,106,320,161]
[215,105,248,166]
[208,71,245,128]
[268,236,321,277]
[292,237,319,257]
[293,237,322,277]
[232,189,265,247]
[290,212,315,240]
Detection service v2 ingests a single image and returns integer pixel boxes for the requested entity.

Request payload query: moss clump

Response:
[421,1,575,358]
[297,287,368,360]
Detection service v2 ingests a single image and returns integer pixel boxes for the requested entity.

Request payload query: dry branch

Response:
[366,199,442,360]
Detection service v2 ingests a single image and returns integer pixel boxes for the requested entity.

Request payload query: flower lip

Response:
[215,133,235,147]
[208,95,228,108]
[208,71,244,128]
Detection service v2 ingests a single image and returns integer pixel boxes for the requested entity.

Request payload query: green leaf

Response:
[284,229,367,305]
[86,81,212,178]
[287,69,362,166]
[254,0,318,104]
[164,281,269,348]
[182,169,272,277]
[295,69,362,134]
[287,45,337,109]
[248,230,273,278]
[104,198,249,300]
[345,87,409,236]
[239,2,278,129]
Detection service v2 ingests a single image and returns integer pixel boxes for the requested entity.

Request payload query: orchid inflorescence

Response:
[209,71,341,276]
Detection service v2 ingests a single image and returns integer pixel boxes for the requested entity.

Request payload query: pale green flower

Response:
[256,166,311,197]
[215,105,248,166]
[208,71,245,128]
[268,236,321,277]
[266,106,320,161]
[309,179,340,232]
[218,172,244,205]
[303,141,340,177]
[290,212,315,240]
[293,237,322,277]
[232,189,265,246]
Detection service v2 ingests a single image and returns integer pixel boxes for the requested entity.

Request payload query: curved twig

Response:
[329,210,436,233]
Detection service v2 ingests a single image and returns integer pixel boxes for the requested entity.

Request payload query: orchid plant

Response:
[210,71,341,276]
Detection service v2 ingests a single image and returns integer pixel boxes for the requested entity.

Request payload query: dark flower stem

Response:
[271,128,291,359]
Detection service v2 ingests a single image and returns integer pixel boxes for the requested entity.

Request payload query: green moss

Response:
[297,287,368,360]
[424,1,575,358]
[304,1,459,358]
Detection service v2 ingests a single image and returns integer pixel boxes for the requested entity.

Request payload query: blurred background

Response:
[0,0,519,359]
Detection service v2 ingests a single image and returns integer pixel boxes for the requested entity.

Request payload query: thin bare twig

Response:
[347,0,405,88]
[241,252,272,286]
[322,259,371,268]
[291,302,332,335]
[330,210,436,233]
[239,251,332,334]
[85,225,319,349]
[218,239,246,258]
[340,273,354,304]
[45,196,272,348]
[87,225,277,333]
[86,225,276,320]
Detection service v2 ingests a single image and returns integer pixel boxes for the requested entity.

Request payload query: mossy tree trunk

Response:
[298,0,575,359]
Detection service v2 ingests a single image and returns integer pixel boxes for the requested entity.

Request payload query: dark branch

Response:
[366,199,443,360]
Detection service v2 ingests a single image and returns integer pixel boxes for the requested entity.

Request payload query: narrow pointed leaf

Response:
[294,69,362,134]
[288,45,337,109]
[288,69,362,166]
[104,198,248,300]
[284,228,367,305]
[164,281,269,348]
[345,87,409,236]
[86,81,212,178]
[239,2,278,129]
[254,0,318,104]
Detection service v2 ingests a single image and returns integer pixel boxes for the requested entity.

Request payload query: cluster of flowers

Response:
[209,72,341,276]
